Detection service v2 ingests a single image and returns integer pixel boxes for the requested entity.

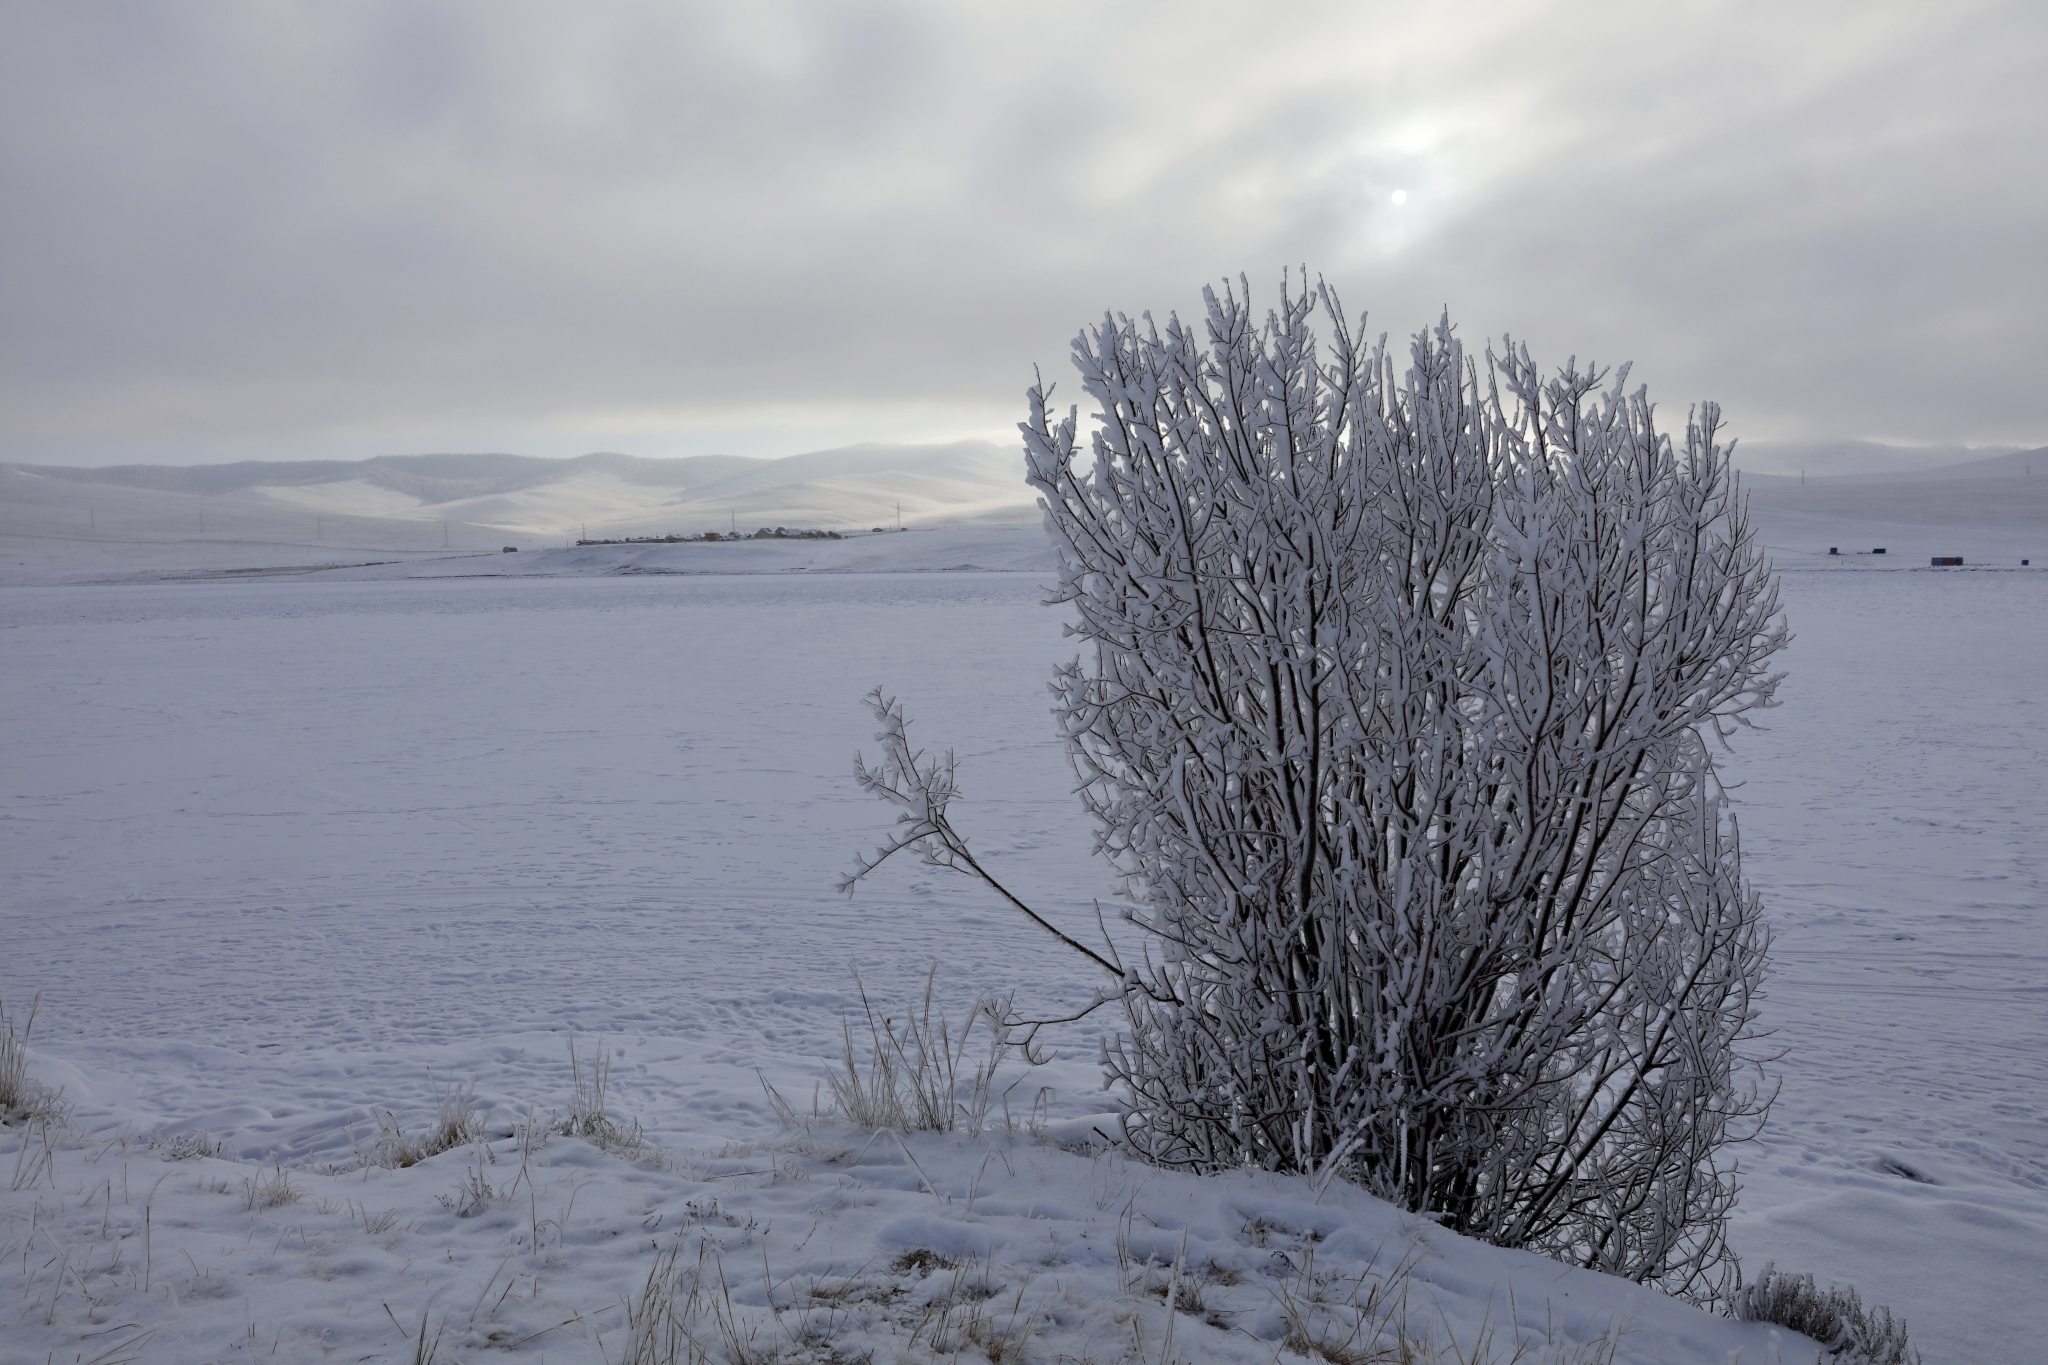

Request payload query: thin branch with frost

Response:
[839,687,1127,983]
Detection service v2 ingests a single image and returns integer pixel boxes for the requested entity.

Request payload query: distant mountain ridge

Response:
[5,437,2041,583]
[1740,446,2047,489]
[18,438,2043,495]
[1,440,1041,540]
[1731,439,2038,480]
[6,450,767,505]
[1813,446,2043,482]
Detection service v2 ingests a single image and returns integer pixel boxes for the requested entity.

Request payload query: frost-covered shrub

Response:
[847,275,1786,1301]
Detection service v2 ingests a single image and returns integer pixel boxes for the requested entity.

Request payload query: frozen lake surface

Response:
[2,563,2043,1361]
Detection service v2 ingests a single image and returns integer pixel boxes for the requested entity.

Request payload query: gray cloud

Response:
[3,0,2043,466]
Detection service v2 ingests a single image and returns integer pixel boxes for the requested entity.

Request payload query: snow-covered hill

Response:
[0,442,1041,584]
[7,440,2046,586]
[1731,439,2032,480]
[4,441,1037,543]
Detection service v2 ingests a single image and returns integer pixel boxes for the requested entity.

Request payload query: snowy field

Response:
[1,535,2043,1362]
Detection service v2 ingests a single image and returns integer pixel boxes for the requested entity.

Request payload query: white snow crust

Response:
[1,490,2043,1362]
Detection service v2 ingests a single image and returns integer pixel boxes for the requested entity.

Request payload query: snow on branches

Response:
[847,274,1788,1303]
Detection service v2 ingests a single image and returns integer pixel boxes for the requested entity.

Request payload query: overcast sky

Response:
[3,0,2043,468]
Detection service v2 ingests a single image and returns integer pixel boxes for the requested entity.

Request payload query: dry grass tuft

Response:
[0,989,70,1128]
[7,1106,65,1191]
[241,1160,300,1211]
[357,1073,486,1169]
[1261,1240,1448,1365]
[947,1284,1041,1365]
[613,1239,701,1365]
[556,1033,649,1158]
[614,1238,852,1365]
[823,965,1026,1136]
[1733,1264,1921,1365]
[381,1303,447,1365]
[156,1130,226,1161]
[434,1139,513,1218]
[889,1247,957,1277]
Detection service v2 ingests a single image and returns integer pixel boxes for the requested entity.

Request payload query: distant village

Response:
[574,525,911,546]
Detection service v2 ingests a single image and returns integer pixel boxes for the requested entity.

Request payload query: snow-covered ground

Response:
[1,513,2042,1362]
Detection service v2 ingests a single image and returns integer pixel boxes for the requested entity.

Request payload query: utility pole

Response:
[896,500,902,531]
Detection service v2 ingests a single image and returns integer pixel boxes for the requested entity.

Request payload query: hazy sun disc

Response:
[1391,189,1408,205]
